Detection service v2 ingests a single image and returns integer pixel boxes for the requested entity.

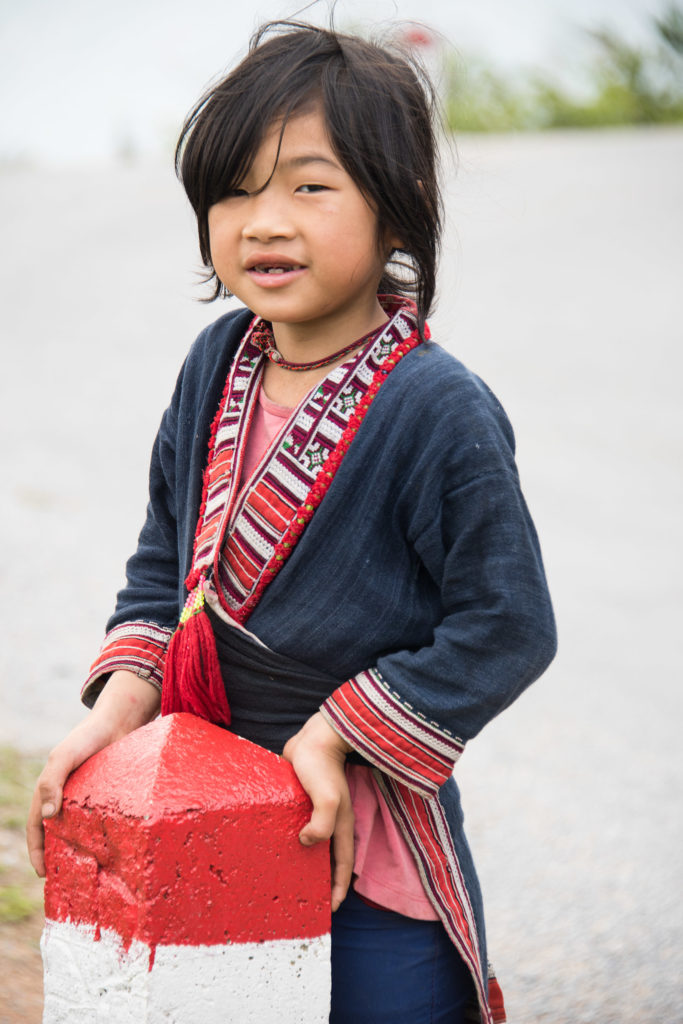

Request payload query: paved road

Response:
[1,127,681,1022]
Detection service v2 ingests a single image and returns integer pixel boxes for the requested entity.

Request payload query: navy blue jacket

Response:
[88,307,556,1021]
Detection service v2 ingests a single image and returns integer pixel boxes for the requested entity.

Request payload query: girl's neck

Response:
[263,299,389,408]
[270,297,388,365]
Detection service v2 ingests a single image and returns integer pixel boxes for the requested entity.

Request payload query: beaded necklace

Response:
[251,321,387,371]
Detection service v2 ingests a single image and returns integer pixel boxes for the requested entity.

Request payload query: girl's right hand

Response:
[26,670,161,877]
[282,712,354,912]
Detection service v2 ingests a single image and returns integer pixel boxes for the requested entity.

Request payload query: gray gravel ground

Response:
[1,127,682,1022]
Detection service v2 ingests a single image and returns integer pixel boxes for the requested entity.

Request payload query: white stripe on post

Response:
[41,713,331,1023]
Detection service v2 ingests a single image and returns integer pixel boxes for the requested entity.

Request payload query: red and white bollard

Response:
[41,713,331,1023]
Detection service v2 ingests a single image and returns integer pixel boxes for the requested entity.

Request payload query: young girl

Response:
[28,22,556,1024]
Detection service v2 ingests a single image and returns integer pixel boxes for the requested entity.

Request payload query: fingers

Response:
[298,786,340,843]
[298,790,354,910]
[26,747,73,878]
[298,787,354,911]
[26,786,48,878]
[25,673,160,880]
[283,713,356,911]
[25,721,109,878]
[38,756,67,818]
[330,800,355,912]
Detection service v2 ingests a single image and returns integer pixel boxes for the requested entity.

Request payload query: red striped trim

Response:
[225,537,260,585]
[378,777,499,1024]
[248,481,292,529]
[487,974,507,1023]
[234,331,423,624]
[186,301,425,620]
[185,316,260,592]
[82,621,174,702]
[321,670,463,796]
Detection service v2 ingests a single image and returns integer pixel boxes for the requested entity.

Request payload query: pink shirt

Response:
[238,385,437,920]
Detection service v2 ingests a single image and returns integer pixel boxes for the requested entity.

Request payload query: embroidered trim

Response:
[82,620,174,699]
[322,669,497,1022]
[234,330,423,622]
[377,776,494,1024]
[186,336,262,592]
[186,374,235,591]
[185,298,426,620]
[320,669,464,797]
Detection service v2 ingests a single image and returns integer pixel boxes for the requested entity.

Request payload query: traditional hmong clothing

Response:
[83,299,557,1024]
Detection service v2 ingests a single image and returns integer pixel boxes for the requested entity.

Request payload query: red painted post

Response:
[41,713,331,1023]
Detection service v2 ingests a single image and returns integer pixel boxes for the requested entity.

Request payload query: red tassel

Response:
[488,975,507,1023]
[161,590,230,726]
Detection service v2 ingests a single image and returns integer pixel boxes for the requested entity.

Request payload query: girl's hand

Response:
[26,670,161,877]
[282,712,354,912]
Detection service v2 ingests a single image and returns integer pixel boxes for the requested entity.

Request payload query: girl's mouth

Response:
[246,261,307,287]
[251,264,303,275]
[253,264,300,274]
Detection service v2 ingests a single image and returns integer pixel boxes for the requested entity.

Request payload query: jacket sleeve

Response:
[321,369,557,797]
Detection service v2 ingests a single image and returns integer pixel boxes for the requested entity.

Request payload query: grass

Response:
[0,884,39,923]
[0,746,46,1022]
[0,746,44,922]
[0,746,43,827]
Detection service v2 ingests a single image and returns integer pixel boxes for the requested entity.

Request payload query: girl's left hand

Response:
[282,712,354,912]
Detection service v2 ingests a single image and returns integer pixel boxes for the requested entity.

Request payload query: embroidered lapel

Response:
[186,299,426,622]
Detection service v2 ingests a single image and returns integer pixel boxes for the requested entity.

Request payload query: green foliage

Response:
[0,884,40,923]
[0,746,41,828]
[444,3,683,132]
[0,746,44,926]
[444,57,531,132]
[655,3,683,53]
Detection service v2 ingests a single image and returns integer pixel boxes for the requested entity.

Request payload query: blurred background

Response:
[2,0,683,163]
[1,1,682,1022]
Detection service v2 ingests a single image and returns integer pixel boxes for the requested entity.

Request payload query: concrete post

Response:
[41,713,331,1023]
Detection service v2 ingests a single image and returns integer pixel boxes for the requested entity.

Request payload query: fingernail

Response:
[42,802,55,818]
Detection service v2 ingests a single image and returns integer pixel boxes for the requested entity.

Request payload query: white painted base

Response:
[41,919,331,1024]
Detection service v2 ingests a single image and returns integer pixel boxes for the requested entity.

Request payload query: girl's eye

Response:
[226,187,249,198]
[297,184,327,194]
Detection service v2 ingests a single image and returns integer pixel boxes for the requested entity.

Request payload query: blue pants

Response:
[330,888,475,1024]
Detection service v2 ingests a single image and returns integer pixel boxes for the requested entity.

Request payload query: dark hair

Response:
[175,20,442,336]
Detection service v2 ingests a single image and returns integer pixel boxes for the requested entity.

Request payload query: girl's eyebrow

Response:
[279,153,341,171]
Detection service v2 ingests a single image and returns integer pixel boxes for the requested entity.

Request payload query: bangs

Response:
[178,79,324,215]
[176,21,442,334]
[176,28,338,229]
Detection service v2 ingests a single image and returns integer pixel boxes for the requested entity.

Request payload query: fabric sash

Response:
[206,604,368,765]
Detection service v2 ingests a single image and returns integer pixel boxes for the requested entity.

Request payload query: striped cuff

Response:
[81,621,174,708]
[320,669,464,797]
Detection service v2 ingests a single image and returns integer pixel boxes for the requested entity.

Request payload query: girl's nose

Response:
[241,193,295,242]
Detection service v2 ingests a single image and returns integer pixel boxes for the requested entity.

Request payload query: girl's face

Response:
[207,108,397,352]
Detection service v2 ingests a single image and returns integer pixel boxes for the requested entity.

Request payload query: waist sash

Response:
[208,603,368,764]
